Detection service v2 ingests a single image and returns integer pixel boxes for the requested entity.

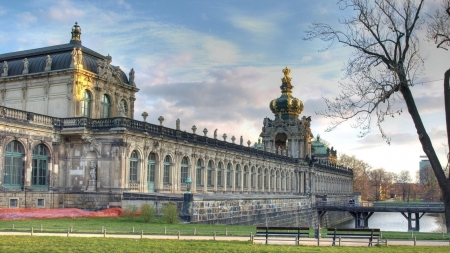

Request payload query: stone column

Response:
[203,165,207,193]
[213,163,218,192]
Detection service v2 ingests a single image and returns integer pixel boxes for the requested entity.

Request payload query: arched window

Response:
[264,169,268,190]
[196,159,203,186]
[181,157,189,184]
[235,164,240,188]
[276,171,279,190]
[250,166,255,188]
[32,144,49,188]
[243,166,248,188]
[271,170,275,190]
[100,94,111,118]
[207,161,214,187]
[163,155,171,185]
[257,168,262,189]
[129,151,139,183]
[81,90,92,117]
[217,162,223,187]
[147,153,157,192]
[226,163,232,187]
[281,171,285,190]
[3,141,25,188]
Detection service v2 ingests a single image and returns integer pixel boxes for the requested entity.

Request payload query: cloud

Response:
[0,6,6,16]
[301,56,313,63]
[49,1,85,22]
[117,0,131,10]
[229,15,276,36]
[16,12,37,28]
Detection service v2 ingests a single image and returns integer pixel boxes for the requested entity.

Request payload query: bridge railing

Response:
[316,201,444,209]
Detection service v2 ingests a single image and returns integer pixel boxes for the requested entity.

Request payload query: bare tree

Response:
[304,0,450,232]
[398,170,412,201]
[427,0,450,180]
[419,165,441,201]
[338,154,371,199]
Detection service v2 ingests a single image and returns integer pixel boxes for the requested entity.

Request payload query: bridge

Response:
[316,201,445,231]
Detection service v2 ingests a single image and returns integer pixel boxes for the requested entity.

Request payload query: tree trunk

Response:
[400,84,450,232]
[445,69,450,178]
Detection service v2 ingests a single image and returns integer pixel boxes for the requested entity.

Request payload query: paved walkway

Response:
[0,231,449,247]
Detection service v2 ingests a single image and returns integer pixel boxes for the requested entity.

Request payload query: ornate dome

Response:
[269,67,304,119]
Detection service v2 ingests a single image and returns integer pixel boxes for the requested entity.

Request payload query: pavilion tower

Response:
[260,67,313,158]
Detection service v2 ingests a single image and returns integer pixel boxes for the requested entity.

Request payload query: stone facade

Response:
[0,23,353,212]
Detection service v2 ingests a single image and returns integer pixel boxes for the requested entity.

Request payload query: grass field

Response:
[0,217,449,240]
[0,236,449,253]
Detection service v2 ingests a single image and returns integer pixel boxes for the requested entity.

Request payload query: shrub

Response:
[140,203,156,223]
[161,203,179,224]
[121,205,138,221]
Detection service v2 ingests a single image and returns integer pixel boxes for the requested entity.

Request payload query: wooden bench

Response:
[254,226,309,245]
[326,228,381,246]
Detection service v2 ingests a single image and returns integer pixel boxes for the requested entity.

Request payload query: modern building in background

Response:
[419,155,431,184]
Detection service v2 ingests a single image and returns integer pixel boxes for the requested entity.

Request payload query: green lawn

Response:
[0,217,448,240]
[0,217,255,236]
[0,236,448,253]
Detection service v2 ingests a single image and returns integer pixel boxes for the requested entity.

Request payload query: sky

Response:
[0,0,447,181]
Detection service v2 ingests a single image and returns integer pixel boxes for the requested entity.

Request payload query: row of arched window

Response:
[80,90,127,118]
[131,151,296,192]
[3,141,49,189]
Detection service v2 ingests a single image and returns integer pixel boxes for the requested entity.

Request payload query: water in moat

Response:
[336,212,446,232]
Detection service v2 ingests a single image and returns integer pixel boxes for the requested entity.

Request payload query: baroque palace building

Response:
[0,23,353,209]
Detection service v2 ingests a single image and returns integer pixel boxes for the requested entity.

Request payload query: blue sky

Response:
[0,0,447,180]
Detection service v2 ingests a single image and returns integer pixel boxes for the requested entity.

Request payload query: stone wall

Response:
[0,192,121,210]
[188,194,353,227]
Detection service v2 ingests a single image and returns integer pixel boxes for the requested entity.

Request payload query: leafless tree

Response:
[427,0,450,50]
[304,0,450,232]
[419,165,441,201]
[338,154,371,199]
[398,170,412,201]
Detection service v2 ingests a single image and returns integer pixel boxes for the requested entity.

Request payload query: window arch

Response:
[163,155,171,185]
[147,153,157,192]
[100,94,111,118]
[3,141,25,188]
[276,171,280,190]
[226,163,232,187]
[32,144,49,188]
[196,159,203,186]
[257,168,262,189]
[81,90,92,117]
[250,166,255,188]
[235,164,240,188]
[129,151,139,183]
[243,165,248,188]
[181,157,189,184]
[217,162,223,187]
[264,169,269,190]
[207,161,214,187]
[271,170,275,190]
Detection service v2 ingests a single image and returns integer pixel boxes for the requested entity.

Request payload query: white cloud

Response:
[229,15,276,36]
[117,0,131,10]
[17,12,37,27]
[301,56,313,63]
[0,6,6,16]
[49,1,85,22]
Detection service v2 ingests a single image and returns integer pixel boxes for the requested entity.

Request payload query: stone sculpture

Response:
[45,55,52,71]
[2,61,7,77]
[22,58,29,74]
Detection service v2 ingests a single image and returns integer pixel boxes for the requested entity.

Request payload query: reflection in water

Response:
[336,212,445,232]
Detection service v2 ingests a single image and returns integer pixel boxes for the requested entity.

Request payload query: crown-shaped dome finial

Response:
[269,67,304,119]
[70,22,82,45]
